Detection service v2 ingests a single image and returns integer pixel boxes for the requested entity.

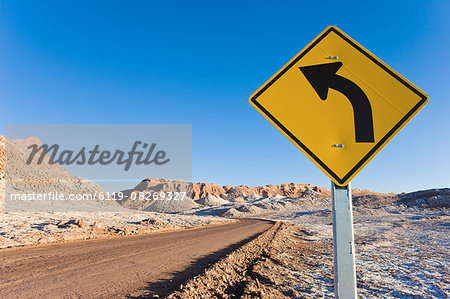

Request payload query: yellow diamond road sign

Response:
[250,26,428,186]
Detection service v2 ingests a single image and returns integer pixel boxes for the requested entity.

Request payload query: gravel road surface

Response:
[0,219,273,298]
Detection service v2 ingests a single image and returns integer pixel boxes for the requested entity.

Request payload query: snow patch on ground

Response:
[264,208,449,298]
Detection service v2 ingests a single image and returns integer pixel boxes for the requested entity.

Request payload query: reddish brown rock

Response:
[136,179,333,200]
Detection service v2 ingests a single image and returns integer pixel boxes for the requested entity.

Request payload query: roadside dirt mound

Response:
[167,222,335,298]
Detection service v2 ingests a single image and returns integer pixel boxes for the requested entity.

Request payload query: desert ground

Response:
[0,135,449,298]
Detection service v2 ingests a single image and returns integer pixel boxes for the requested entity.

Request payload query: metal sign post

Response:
[332,182,357,298]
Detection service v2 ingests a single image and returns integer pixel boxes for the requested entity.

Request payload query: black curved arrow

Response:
[300,62,374,143]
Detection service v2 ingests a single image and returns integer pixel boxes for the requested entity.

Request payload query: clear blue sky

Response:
[1,1,449,193]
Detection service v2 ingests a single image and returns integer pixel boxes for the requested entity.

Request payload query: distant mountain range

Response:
[1,134,448,213]
[118,178,449,212]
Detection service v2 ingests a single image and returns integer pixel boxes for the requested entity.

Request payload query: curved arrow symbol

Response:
[300,62,374,143]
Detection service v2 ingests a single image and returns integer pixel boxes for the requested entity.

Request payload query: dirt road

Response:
[0,219,273,298]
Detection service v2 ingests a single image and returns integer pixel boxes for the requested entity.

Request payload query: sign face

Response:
[250,26,428,186]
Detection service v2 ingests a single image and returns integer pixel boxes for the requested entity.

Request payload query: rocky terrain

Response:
[117,178,399,214]
[118,178,449,218]
[167,210,449,298]
[0,211,233,249]
[1,134,449,297]
[121,179,449,298]
[130,178,394,201]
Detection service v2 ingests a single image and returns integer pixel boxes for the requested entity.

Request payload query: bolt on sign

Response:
[250,26,428,186]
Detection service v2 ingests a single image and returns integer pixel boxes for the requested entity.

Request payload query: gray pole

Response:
[332,182,357,298]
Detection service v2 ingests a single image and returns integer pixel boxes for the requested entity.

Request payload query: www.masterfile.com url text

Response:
[8,191,188,201]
